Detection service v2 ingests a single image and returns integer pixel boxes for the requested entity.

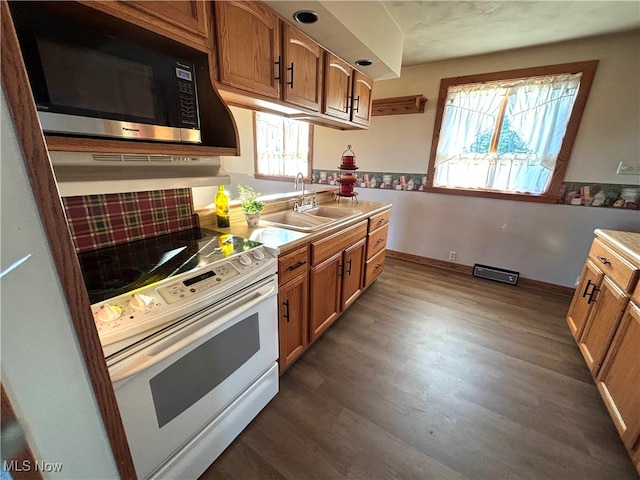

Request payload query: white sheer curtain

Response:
[434,73,582,194]
[255,112,309,177]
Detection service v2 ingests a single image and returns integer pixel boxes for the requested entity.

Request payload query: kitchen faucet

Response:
[294,172,305,199]
[293,172,316,211]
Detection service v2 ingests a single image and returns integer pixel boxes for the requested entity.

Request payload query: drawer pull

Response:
[377,218,386,226]
[596,256,611,265]
[287,260,306,271]
[282,300,290,322]
[375,238,384,245]
[374,263,383,270]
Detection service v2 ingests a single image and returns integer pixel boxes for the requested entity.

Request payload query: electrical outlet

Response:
[616,161,640,175]
[449,251,456,261]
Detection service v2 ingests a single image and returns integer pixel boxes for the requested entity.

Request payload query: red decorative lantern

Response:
[337,145,359,200]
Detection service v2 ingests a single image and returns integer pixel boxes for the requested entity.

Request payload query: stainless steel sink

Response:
[260,206,363,232]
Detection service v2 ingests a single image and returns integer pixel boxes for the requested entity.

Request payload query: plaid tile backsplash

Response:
[63,189,198,252]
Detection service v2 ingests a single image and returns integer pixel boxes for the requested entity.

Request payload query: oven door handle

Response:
[109,280,276,384]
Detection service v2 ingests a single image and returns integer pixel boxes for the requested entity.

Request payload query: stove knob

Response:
[239,254,252,266]
[130,293,153,310]
[252,249,265,260]
[97,304,122,323]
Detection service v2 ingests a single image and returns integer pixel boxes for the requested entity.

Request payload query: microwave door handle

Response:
[109,281,276,384]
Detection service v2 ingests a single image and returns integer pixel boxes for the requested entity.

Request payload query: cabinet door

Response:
[278,273,308,374]
[125,1,208,39]
[309,252,342,342]
[578,276,629,375]
[596,302,640,449]
[566,260,603,339]
[341,238,366,310]
[215,1,281,98]
[323,53,352,120]
[282,24,323,111]
[351,70,373,126]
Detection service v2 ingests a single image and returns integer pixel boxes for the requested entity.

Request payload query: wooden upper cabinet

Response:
[282,24,323,112]
[323,53,353,121]
[124,1,208,43]
[351,70,374,126]
[215,1,281,99]
[77,1,210,51]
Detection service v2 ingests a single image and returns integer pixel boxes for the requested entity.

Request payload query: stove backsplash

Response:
[63,189,198,253]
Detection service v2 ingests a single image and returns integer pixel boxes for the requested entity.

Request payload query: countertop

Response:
[595,229,640,266]
[195,188,392,254]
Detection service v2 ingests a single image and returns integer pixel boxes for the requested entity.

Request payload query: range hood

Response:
[49,151,230,197]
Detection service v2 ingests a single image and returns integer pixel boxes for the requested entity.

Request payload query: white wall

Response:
[197,30,640,288]
[1,91,119,478]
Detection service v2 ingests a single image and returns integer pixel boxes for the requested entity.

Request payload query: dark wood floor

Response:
[201,257,638,480]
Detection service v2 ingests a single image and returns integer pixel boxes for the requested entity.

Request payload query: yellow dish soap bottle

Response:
[215,185,230,228]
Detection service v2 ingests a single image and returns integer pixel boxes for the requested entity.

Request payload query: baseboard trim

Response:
[386,250,574,297]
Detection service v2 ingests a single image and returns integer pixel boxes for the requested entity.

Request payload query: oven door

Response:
[108,276,278,479]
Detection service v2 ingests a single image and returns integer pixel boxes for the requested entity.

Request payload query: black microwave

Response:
[10,4,201,144]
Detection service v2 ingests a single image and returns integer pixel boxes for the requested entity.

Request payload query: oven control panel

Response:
[158,262,239,304]
[92,246,276,351]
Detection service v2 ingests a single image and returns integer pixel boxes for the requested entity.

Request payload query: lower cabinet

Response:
[596,302,640,451]
[578,276,629,375]
[276,208,391,372]
[309,225,367,342]
[277,245,308,374]
[309,252,342,341]
[566,230,640,472]
[566,260,604,339]
[278,273,308,373]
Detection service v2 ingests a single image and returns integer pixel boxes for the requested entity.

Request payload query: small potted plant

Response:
[238,184,265,227]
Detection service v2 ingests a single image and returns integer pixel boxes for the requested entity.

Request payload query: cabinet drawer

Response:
[365,249,386,287]
[589,238,639,292]
[367,224,388,259]
[278,245,308,285]
[368,209,390,233]
[311,221,367,265]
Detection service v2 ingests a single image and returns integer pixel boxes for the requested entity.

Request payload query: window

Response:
[426,61,598,202]
[253,111,313,181]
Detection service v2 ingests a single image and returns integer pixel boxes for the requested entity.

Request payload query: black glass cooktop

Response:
[77,228,262,304]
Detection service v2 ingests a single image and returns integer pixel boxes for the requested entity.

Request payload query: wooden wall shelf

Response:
[371,95,427,116]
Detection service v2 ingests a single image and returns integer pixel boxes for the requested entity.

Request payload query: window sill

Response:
[424,186,560,204]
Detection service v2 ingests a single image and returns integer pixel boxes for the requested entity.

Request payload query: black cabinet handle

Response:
[338,263,344,277]
[587,286,600,305]
[374,263,383,270]
[282,300,290,322]
[346,259,353,276]
[353,95,360,113]
[582,279,595,298]
[287,260,306,271]
[597,256,611,266]
[275,56,282,83]
[287,62,294,87]
[344,97,350,113]
[375,238,384,245]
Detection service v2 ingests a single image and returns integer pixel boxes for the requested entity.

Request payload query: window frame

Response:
[252,111,314,182]
[425,60,598,203]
